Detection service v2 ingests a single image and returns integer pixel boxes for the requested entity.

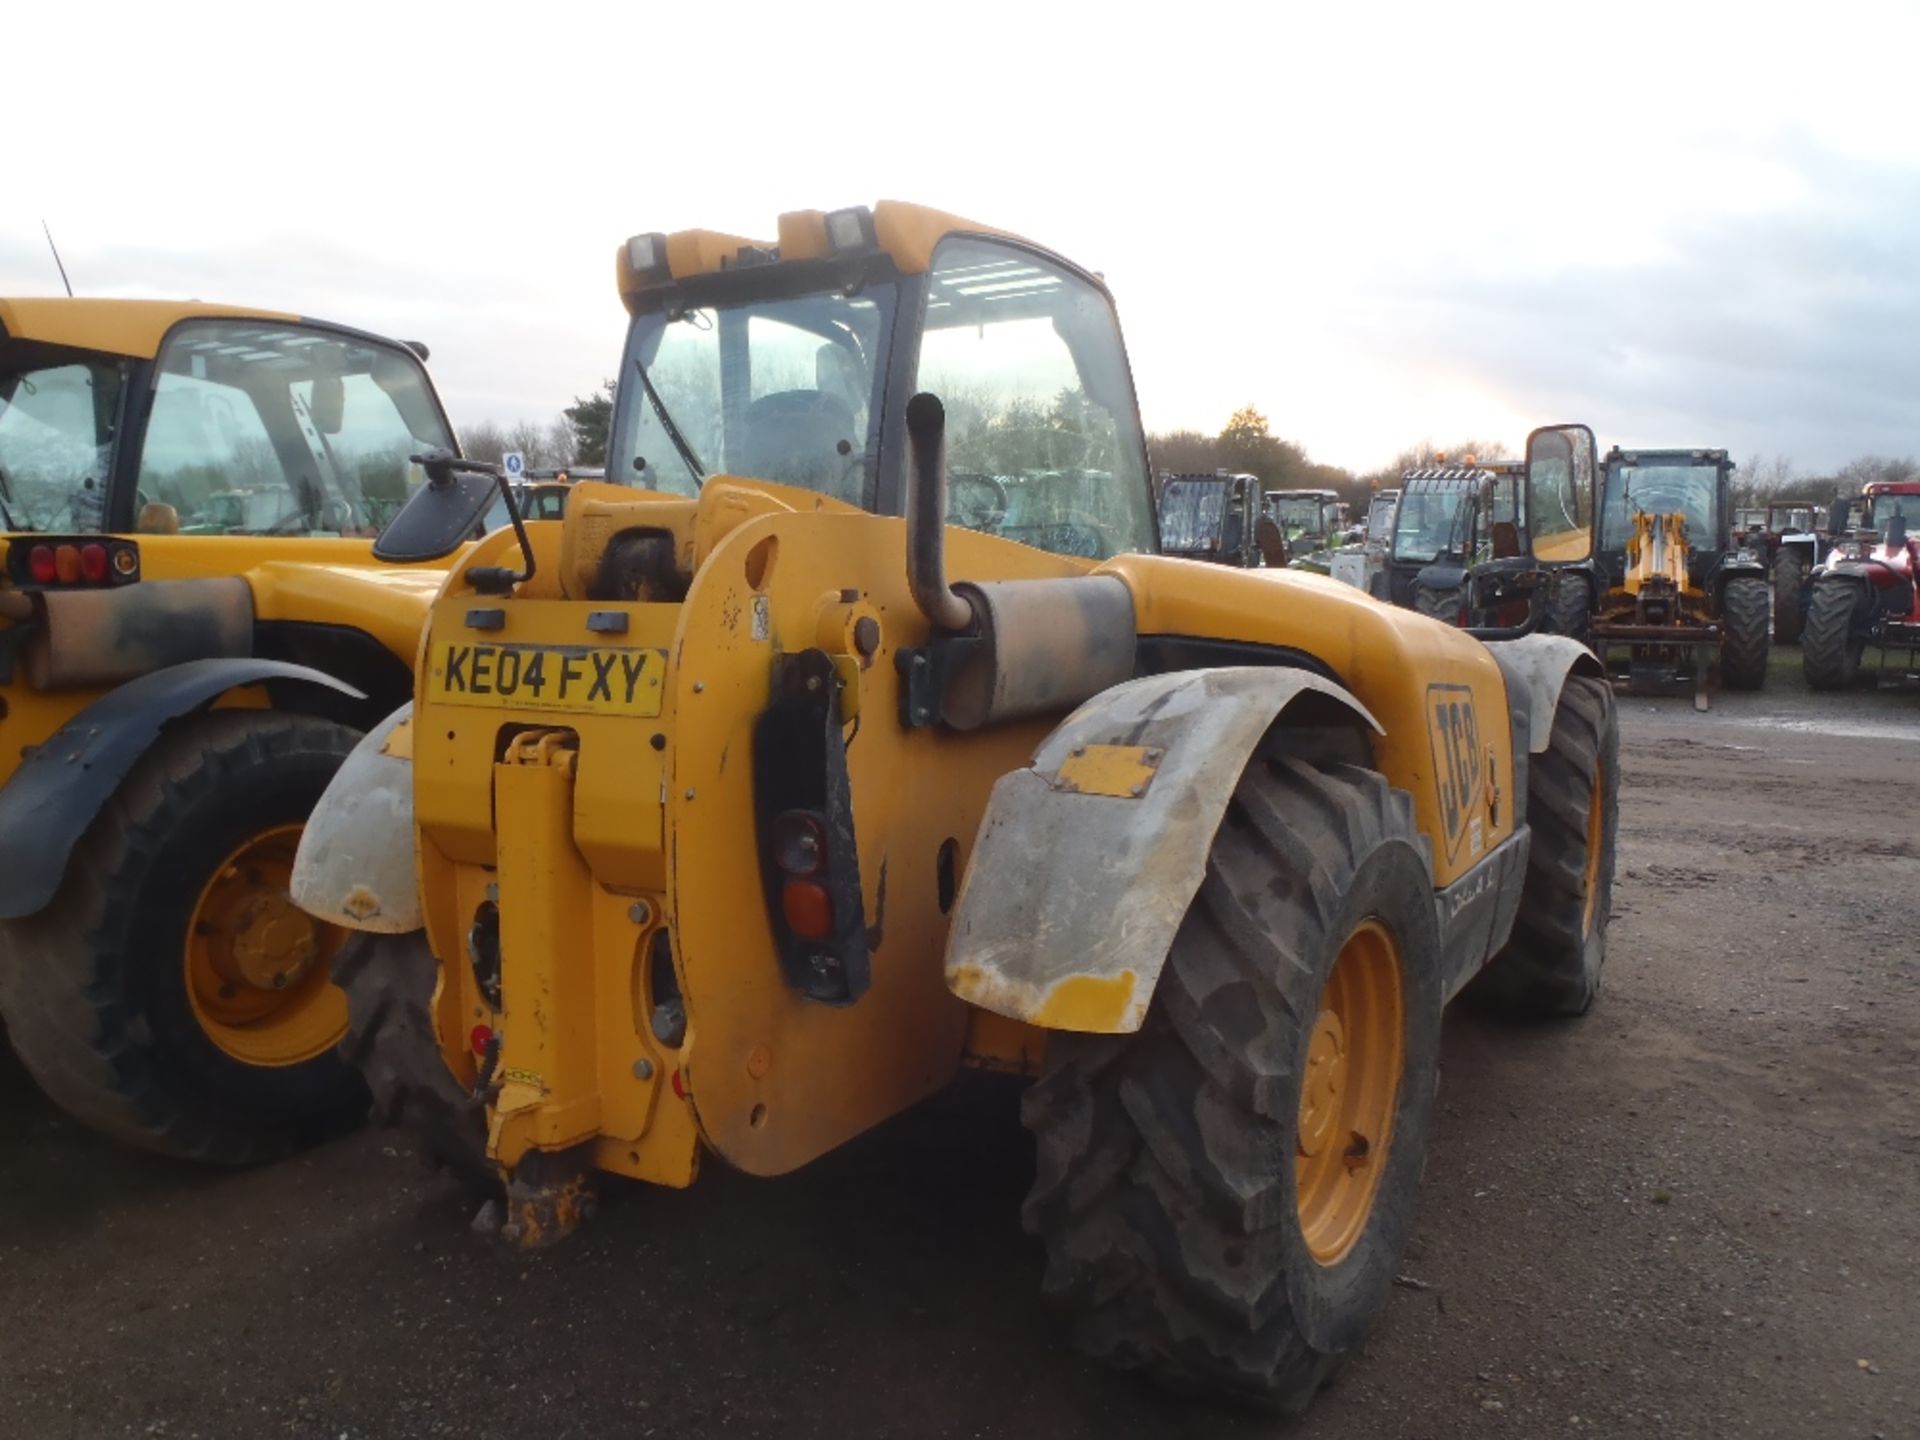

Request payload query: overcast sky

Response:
[8,1,1917,473]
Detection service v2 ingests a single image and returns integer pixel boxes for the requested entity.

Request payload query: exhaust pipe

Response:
[904,393,976,634]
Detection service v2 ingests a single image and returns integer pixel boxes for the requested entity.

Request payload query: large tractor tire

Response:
[333,930,496,1200]
[1546,571,1594,648]
[1414,583,1465,625]
[1022,755,1441,1413]
[1803,580,1866,691]
[1470,676,1618,1016]
[1719,575,1772,691]
[0,712,367,1163]
[1772,551,1806,644]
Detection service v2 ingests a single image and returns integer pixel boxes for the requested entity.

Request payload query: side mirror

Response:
[310,374,346,435]
[1524,423,1596,565]
[372,449,499,562]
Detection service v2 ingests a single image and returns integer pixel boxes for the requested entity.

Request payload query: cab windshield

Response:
[1392,486,1469,563]
[0,352,124,532]
[1601,461,1721,552]
[611,285,894,504]
[1270,496,1329,536]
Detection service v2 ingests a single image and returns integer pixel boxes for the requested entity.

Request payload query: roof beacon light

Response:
[824,206,877,255]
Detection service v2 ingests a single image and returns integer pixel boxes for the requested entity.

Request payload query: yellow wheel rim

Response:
[1582,759,1607,935]
[183,823,348,1067]
[1295,919,1404,1267]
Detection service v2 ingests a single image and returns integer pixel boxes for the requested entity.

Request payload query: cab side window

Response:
[913,238,1155,560]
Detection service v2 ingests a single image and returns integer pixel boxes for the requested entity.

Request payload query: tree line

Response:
[460,386,1916,519]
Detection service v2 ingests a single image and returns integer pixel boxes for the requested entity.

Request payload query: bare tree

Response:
[459,421,508,464]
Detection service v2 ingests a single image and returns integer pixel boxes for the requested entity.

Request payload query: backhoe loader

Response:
[0,299,460,1161]
[292,203,1619,1413]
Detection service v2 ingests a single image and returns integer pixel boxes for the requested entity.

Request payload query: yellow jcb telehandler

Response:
[292,204,1620,1412]
[0,298,462,1162]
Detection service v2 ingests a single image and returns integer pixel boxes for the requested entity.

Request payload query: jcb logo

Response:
[1426,684,1483,864]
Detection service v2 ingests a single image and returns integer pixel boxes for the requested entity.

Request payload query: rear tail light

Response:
[772,811,826,876]
[779,876,834,940]
[10,536,140,590]
[753,650,871,1005]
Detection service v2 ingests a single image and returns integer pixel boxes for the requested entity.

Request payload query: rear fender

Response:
[0,658,365,920]
[289,704,419,933]
[945,667,1379,1034]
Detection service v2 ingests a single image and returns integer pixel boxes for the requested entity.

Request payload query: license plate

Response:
[426,641,667,716]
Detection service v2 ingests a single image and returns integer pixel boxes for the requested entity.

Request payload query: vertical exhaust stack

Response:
[904,393,977,635]
[896,391,1136,732]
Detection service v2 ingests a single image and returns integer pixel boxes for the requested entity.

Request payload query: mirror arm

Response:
[409,452,536,595]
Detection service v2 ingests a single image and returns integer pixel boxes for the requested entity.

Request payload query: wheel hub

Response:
[1296,1009,1347,1159]
[184,823,349,1068]
[221,890,322,992]
[1294,918,1405,1267]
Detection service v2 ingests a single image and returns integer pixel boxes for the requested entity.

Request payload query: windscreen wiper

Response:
[634,356,707,487]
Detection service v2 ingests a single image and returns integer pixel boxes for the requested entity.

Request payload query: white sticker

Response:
[751,594,770,642]
[1469,815,1484,859]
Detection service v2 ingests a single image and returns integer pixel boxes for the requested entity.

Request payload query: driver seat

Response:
[733,391,859,502]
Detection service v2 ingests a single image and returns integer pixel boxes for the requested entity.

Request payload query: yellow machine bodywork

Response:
[0,298,295,360]
[406,475,1517,1187]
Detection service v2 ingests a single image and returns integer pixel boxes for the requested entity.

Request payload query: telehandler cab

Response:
[0,298,460,1161]
[293,203,1619,1412]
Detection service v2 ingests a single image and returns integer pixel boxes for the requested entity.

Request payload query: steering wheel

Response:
[948,471,1008,530]
[1006,510,1110,560]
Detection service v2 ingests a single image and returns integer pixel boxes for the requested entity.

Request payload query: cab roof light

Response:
[624,232,671,283]
[824,206,877,255]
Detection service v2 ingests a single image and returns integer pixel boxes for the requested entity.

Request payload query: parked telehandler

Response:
[292,203,1619,1414]
[1584,446,1770,709]
[0,298,461,1161]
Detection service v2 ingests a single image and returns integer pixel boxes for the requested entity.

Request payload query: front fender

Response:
[1481,632,1604,755]
[0,658,365,920]
[289,704,420,933]
[944,667,1380,1034]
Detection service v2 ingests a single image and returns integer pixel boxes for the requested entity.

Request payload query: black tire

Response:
[1719,575,1771,691]
[1803,580,1865,691]
[1415,583,1465,625]
[1772,551,1806,644]
[1471,676,1619,1016]
[1546,571,1594,648]
[0,712,368,1163]
[333,930,497,1200]
[1022,756,1442,1412]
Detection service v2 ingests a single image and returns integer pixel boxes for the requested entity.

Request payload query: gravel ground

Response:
[2,670,1916,1440]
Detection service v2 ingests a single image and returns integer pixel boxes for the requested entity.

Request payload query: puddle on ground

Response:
[1716,714,1920,743]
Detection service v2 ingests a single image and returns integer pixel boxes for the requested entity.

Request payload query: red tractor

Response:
[1802,481,1920,688]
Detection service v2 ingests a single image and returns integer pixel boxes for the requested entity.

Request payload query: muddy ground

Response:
[2,669,1916,1440]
